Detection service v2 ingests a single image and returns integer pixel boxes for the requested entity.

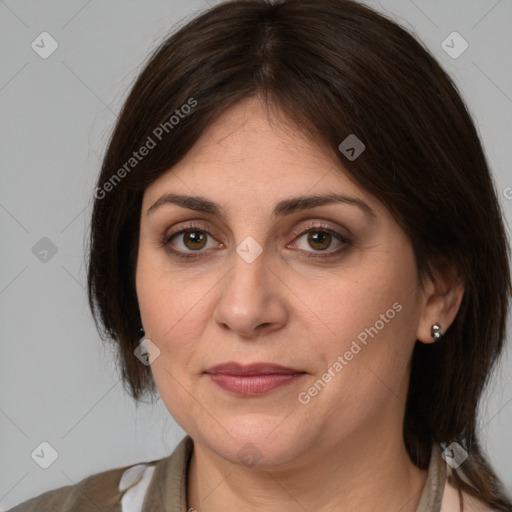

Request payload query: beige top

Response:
[7,436,491,512]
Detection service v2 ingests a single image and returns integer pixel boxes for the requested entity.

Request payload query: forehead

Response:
[142,96,382,219]
[180,96,333,173]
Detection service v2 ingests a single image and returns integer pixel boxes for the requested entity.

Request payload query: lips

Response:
[205,362,303,375]
[204,362,306,396]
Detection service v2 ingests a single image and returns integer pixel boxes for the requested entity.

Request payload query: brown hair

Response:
[87,0,512,509]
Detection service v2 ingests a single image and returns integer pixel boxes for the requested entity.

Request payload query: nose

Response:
[213,247,289,339]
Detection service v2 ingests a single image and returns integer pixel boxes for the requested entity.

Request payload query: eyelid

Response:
[163,221,219,241]
[289,220,351,241]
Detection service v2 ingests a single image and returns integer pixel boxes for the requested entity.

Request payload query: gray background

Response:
[1,0,511,509]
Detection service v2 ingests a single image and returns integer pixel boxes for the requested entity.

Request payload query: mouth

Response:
[204,362,307,396]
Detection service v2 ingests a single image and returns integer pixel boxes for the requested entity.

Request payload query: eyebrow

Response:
[147,192,376,219]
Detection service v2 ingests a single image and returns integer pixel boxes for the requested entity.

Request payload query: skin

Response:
[136,96,464,512]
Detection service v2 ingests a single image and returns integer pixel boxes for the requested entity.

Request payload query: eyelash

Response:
[160,222,353,260]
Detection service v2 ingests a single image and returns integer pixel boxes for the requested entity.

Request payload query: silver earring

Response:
[431,322,443,342]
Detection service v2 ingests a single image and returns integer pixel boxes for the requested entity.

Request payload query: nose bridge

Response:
[225,245,270,311]
[214,242,287,337]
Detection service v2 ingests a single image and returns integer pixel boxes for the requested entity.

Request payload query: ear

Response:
[416,262,465,344]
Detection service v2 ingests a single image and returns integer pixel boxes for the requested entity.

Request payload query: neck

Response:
[186,428,428,512]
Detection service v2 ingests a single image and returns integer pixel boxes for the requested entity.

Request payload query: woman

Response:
[9,0,511,511]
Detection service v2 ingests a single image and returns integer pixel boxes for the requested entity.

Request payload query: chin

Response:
[195,418,311,469]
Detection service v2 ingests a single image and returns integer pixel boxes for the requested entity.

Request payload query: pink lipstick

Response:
[204,362,306,396]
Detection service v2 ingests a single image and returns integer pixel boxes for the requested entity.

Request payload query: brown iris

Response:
[307,231,331,251]
[183,230,207,250]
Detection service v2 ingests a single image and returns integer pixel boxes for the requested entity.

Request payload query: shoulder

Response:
[6,461,159,512]
[7,436,194,512]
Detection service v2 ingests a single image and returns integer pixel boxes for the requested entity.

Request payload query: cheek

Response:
[135,249,207,428]
[315,244,421,380]
[136,245,210,340]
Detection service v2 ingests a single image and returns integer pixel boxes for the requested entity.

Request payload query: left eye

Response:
[293,229,347,252]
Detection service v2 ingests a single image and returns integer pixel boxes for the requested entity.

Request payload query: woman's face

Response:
[136,96,434,468]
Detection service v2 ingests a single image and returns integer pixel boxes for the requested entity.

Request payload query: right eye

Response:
[162,224,223,259]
